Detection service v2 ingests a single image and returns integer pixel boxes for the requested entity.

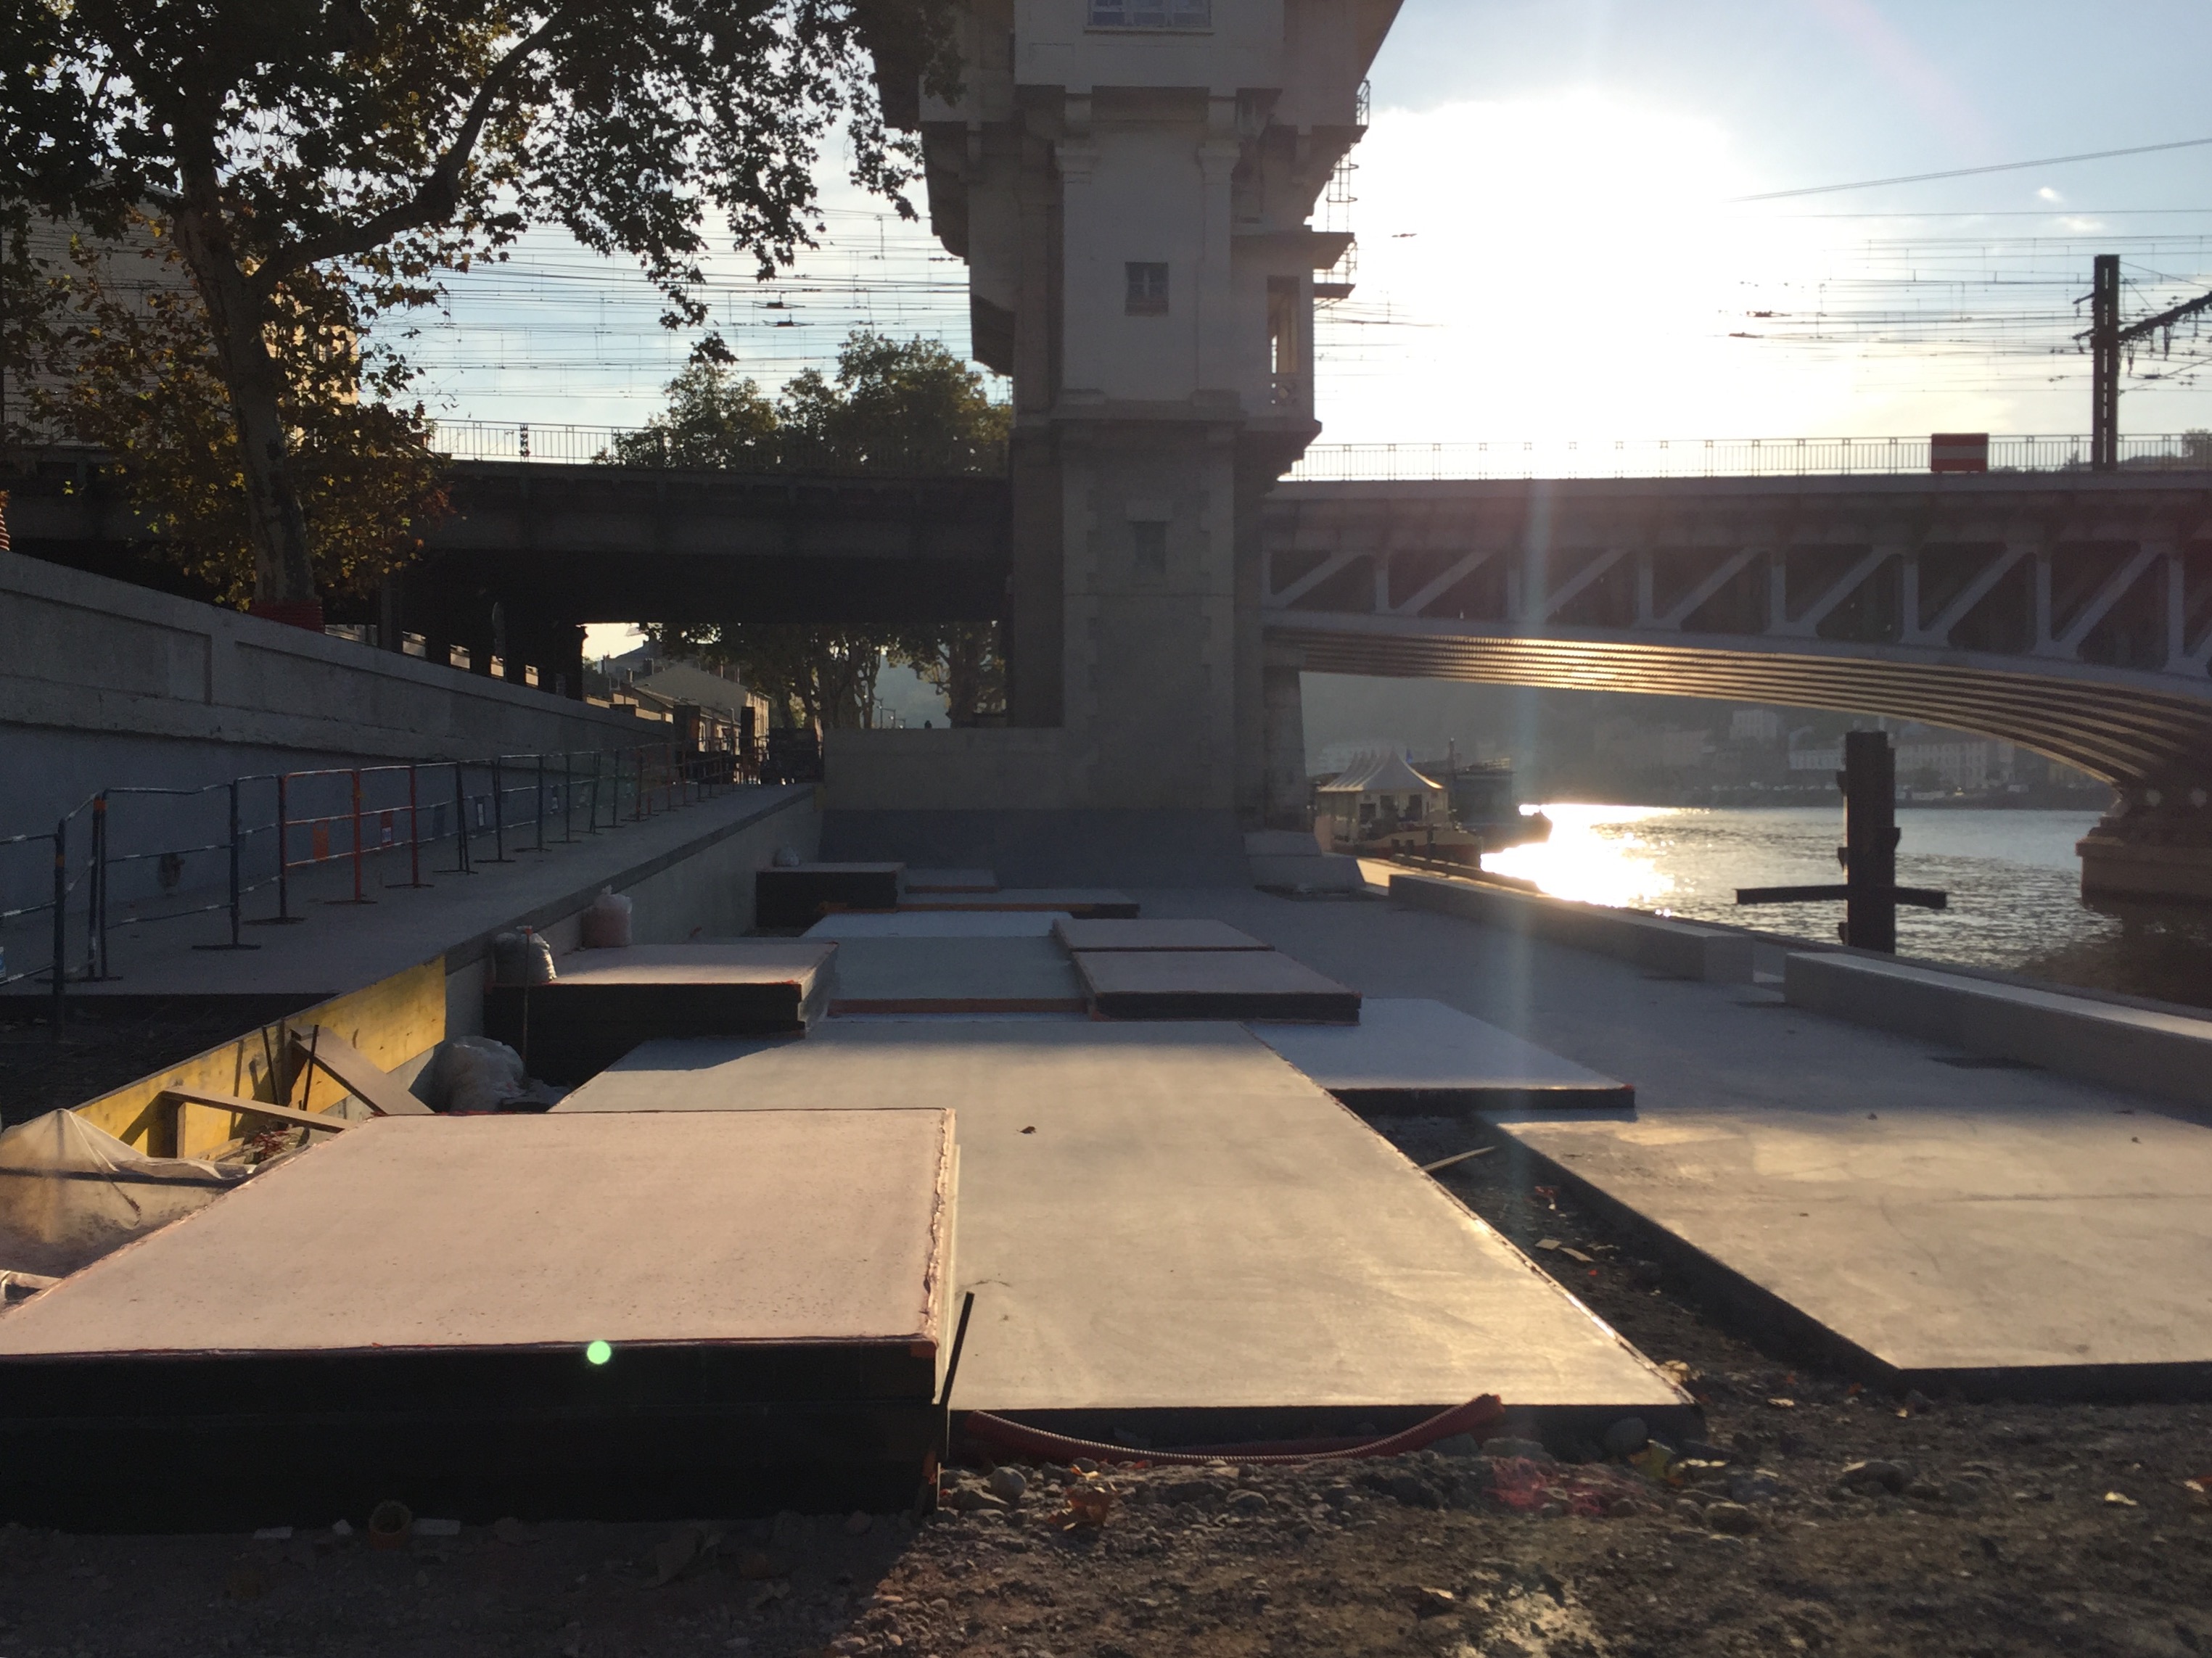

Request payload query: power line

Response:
[1733,136,2212,204]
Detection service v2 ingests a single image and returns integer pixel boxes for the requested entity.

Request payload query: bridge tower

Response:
[890,0,1397,821]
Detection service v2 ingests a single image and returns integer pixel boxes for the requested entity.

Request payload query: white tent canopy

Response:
[1317,751,1444,796]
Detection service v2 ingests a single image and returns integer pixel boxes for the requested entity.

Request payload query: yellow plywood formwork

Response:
[73,958,447,1157]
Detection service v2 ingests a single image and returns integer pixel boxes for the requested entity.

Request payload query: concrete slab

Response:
[755,862,903,928]
[1114,883,2212,1401]
[1053,917,1268,952]
[0,1111,953,1524]
[486,941,835,1081]
[552,1020,1690,1434]
[1495,1104,2212,1395]
[903,867,999,893]
[901,888,1138,918]
[1252,999,1634,1113]
[805,911,1070,939]
[1074,949,1360,1023]
[827,938,1086,1014]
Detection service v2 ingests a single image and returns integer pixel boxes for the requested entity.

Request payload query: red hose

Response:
[958,1392,1505,1468]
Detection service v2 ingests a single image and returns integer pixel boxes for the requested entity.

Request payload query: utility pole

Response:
[2081,253,2212,472]
[2091,254,2121,472]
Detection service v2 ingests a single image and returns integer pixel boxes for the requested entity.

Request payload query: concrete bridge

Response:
[18,441,2212,897]
[1260,470,2212,902]
[8,450,1010,690]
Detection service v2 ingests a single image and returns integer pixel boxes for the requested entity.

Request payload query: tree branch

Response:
[252,5,579,293]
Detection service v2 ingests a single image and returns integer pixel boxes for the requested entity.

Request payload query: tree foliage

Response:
[607,329,1008,473]
[636,331,1009,727]
[3,0,955,603]
[17,220,446,602]
[605,363,778,469]
[778,330,1010,473]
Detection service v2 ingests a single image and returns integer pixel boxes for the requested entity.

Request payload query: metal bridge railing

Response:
[1286,434,2212,483]
[429,419,2212,483]
[0,738,767,1034]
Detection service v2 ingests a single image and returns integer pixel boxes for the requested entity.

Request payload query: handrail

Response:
[1286,433,2212,483]
[0,735,765,1028]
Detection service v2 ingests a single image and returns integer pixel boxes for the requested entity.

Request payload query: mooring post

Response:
[1839,729,1899,952]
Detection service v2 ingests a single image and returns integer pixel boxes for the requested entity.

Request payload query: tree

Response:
[22,220,446,603]
[895,620,1005,726]
[634,330,1011,727]
[654,619,897,732]
[4,0,955,613]
[604,362,778,469]
[779,329,1010,473]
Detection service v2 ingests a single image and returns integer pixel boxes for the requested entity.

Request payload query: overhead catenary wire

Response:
[1732,135,2212,202]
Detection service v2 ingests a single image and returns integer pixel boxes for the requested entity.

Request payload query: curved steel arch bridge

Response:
[1258,471,2212,900]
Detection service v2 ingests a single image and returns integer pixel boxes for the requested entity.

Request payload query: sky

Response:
[1325,0,2212,446]
[417,0,2212,472]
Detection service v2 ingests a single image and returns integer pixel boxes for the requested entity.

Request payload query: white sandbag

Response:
[0,1110,252,1279]
[580,888,633,949]
[490,928,556,985]
[409,1036,533,1113]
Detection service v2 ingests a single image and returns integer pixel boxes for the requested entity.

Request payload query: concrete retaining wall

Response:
[1,551,654,837]
[69,784,820,1152]
[823,727,1082,811]
[1389,872,1772,983]
[441,785,821,1039]
[1783,951,2212,1111]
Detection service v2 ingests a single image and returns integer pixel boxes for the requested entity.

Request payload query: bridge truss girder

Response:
[1262,475,2212,789]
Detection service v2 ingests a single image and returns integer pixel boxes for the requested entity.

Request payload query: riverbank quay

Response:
[7,1133,2205,1658]
[4,843,2209,1656]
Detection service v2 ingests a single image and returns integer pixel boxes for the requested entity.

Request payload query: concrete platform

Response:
[903,867,998,893]
[1053,917,1268,952]
[1496,1094,2212,1398]
[553,1020,1689,1439]
[485,941,835,1081]
[1074,949,1360,1023]
[901,888,1138,918]
[827,938,1085,1014]
[1253,999,1634,1113]
[1115,883,2212,1401]
[0,1111,953,1527]
[805,911,1070,939]
[755,862,903,928]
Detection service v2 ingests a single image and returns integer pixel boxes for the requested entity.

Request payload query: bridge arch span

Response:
[1267,616,2212,789]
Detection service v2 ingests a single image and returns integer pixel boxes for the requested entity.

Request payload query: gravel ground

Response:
[5,1116,2208,1657]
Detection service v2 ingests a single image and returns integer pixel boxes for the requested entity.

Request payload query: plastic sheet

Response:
[408,1036,556,1114]
[0,1110,252,1279]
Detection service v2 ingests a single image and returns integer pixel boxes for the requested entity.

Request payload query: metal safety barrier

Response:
[0,737,763,1033]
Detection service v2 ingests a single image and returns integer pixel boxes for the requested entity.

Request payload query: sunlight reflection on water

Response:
[1479,804,1681,910]
[1473,802,2212,1007]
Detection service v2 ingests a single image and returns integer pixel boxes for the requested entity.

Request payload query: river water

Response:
[1479,804,2212,1009]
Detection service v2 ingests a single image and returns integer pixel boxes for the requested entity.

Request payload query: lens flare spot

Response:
[585,1340,612,1366]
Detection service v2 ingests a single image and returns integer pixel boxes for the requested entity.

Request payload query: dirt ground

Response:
[4,1115,2207,1658]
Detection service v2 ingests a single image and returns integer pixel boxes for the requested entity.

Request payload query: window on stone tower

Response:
[1090,1,1212,28]
[1126,262,1169,315]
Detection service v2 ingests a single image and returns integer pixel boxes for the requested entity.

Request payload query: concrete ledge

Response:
[1389,872,1763,983]
[1783,951,2212,1111]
